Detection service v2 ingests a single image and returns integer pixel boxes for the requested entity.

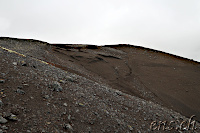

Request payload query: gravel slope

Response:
[0,37,199,132]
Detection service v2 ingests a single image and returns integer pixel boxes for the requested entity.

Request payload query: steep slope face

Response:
[0,37,200,132]
[119,47,200,121]
[41,43,200,122]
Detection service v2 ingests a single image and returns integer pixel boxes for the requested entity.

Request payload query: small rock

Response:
[8,114,18,121]
[59,80,66,83]
[78,103,84,107]
[13,62,17,65]
[46,122,51,125]
[128,125,134,131]
[0,79,5,83]
[63,103,68,107]
[0,100,3,107]
[0,116,7,124]
[23,84,29,86]
[52,81,63,92]
[21,61,27,66]
[43,95,50,99]
[68,114,71,120]
[94,112,98,115]
[62,112,67,115]
[16,89,25,94]
[115,90,122,96]
[89,121,94,125]
[101,129,106,132]
[1,125,8,130]
[87,127,92,132]
[104,110,109,115]
[66,76,74,82]
[122,107,128,110]
[63,124,73,132]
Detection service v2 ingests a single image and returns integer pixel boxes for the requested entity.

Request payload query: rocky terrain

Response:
[0,37,200,132]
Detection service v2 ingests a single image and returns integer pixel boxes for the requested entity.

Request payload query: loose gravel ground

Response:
[0,38,200,132]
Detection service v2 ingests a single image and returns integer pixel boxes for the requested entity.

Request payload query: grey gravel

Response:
[16,89,25,94]
[0,116,7,124]
[0,100,3,107]
[1,125,8,130]
[52,81,63,92]
[8,114,18,121]
[63,124,73,132]
[65,76,74,82]
[63,103,68,107]
[13,62,17,65]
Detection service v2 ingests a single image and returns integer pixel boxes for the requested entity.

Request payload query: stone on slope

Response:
[0,116,7,124]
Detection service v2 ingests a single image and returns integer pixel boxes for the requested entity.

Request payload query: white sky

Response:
[0,0,200,61]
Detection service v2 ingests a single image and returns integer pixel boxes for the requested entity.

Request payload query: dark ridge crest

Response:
[103,44,200,64]
[0,36,49,44]
[1,37,199,64]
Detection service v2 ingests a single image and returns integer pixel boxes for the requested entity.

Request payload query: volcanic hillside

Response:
[0,37,200,132]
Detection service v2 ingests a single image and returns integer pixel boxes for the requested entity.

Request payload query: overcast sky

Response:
[0,0,200,61]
